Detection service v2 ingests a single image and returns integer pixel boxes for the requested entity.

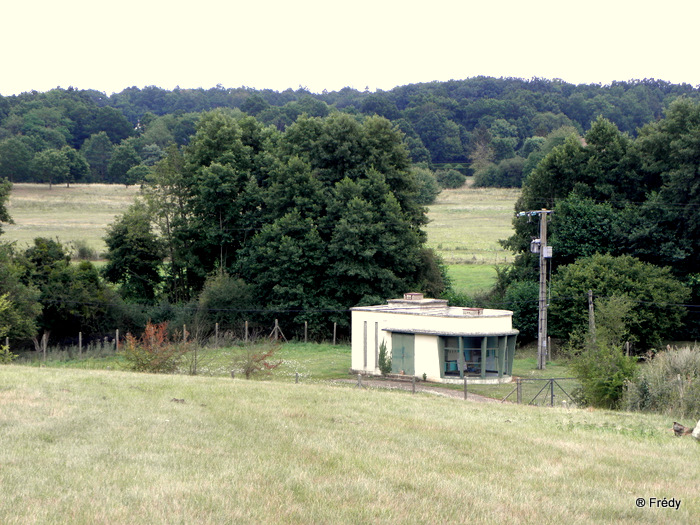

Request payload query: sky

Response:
[3,0,700,96]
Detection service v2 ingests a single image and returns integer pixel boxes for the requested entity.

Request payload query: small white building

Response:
[351,293,518,384]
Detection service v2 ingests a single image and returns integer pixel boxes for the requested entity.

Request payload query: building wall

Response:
[350,305,516,381]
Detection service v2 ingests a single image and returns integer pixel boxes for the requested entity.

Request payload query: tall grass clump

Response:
[624,345,700,418]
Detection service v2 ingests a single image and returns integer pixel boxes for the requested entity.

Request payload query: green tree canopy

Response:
[103,202,165,304]
[550,254,689,351]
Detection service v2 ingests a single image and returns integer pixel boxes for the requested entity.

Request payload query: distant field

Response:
[425,181,520,265]
[3,183,141,255]
[446,263,502,295]
[2,182,519,294]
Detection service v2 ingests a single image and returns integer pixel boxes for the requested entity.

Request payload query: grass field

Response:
[3,183,141,255]
[1,364,698,524]
[425,182,520,266]
[446,263,503,295]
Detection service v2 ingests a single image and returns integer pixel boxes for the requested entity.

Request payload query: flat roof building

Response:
[351,293,518,384]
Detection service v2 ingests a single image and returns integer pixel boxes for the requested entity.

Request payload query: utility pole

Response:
[518,209,553,370]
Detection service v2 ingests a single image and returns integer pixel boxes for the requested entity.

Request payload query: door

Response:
[391,333,415,375]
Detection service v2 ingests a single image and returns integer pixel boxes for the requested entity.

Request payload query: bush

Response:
[0,343,17,364]
[570,343,637,409]
[472,157,526,188]
[70,240,98,261]
[410,165,441,205]
[378,340,391,376]
[623,345,700,418]
[436,169,466,189]
[121,321,188,373]
[503,280,539,343]
[232,343,281,379]
[550,254,689,352]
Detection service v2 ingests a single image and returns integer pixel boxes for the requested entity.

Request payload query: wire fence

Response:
[501,377,579,407]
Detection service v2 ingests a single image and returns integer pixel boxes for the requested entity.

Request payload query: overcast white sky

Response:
[2,0,699,96]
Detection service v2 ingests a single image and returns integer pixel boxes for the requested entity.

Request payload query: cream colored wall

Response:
[351,307,514,377]
[413,334,441,381]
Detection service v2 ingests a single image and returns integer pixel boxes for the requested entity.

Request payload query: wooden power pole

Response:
[518,209,553,370]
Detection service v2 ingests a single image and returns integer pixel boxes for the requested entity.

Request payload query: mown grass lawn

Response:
[446,263,502,295]
[1,365,698,524]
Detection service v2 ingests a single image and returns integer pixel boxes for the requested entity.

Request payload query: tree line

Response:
[0,111,447,347]
[2,78,700,188]
[490,99,700,357]
[2,78,700,358]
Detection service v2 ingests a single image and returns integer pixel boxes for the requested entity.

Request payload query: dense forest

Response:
[2,77,700,188]
[2,77,700,352]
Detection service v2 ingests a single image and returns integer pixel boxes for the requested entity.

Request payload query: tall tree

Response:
[103,202,165,304]
[80,132,113,182]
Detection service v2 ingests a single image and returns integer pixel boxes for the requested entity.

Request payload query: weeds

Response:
[232,343,282,379]
[121,321,188,373]
[623,345,700,418]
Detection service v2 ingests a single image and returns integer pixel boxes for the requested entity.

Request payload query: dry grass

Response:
[3,183,141,255]
[0,365,698,524]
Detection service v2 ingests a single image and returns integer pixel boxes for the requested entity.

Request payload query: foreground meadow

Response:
[1,366,698,524]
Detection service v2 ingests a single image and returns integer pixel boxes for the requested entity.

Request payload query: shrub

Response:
[623,345,700,418]
[436,169,466,189]
[378,340,392,376]
[473,157,526,188]
[232,343,282,379]
[570,343,637,409]
[0,343,17,364]
[70,240,98,261]
[121,321,187,373]
[503,280,539,342]
[410,165,441,205]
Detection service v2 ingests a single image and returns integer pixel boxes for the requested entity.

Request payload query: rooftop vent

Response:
[463,308,484,317]
[403,292,424,301]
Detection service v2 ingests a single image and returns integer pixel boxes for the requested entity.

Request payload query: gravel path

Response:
[334,377,502,403]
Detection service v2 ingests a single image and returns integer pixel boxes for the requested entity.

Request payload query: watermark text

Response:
[635,497,681,510]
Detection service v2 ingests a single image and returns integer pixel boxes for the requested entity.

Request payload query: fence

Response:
[501,378,578,407]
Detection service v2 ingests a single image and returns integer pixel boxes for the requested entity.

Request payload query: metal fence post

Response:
[550,379,555,407]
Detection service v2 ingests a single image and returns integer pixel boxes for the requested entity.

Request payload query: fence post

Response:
[464,376,468,400]
[517,378,522,404]
[245,321,249,343]
[304,321,308,344]
[183,324,187,343]
[550,379,555,407]
[333,322,337,345]
[115,329,119,352]
[78,332,82,356]
[215,323,219,346]
[295,372,299,384]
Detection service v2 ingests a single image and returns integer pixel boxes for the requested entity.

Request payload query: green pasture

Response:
[425,182,520,265]
[1,364,698,524]
[17,341,352,382]
[446,263,501,294]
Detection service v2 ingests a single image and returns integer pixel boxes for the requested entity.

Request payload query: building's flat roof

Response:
[381,327,519,337]
[351,300,513,319]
